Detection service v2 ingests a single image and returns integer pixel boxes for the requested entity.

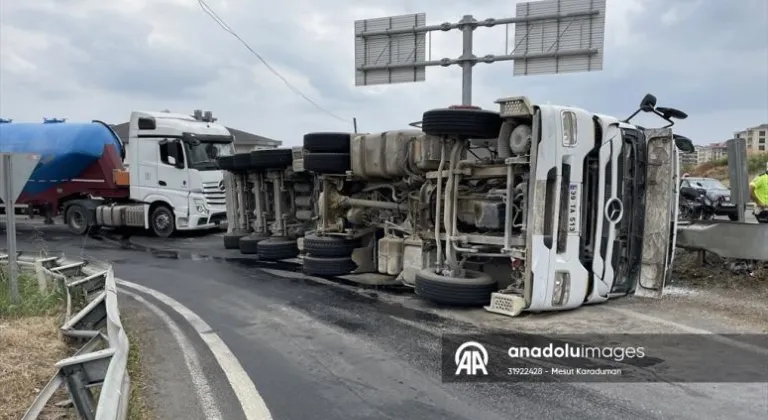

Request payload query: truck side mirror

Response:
[639,94,657,112]
[673,134,695,153]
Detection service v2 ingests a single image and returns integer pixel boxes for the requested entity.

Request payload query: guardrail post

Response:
[726,138,749,223]
[61,367,96,420]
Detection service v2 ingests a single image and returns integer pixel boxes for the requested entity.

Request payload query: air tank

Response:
[0,119,124,196]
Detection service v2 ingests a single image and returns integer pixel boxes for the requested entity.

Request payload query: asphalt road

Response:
[3,224,767,420]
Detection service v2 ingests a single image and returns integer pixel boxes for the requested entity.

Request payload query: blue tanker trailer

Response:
[0,118,128,222]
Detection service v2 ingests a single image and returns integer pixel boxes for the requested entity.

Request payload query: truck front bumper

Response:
[177,211,228,231]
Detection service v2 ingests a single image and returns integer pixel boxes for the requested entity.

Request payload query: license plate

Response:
[721,203,735,207]
[568,183,580,234]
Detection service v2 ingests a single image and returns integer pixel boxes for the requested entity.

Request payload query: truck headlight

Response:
[561,111,578,147]
[552,271,571,306]
[193,198,208,214]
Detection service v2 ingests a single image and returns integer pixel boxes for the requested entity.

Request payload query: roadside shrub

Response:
[0,268,65,318]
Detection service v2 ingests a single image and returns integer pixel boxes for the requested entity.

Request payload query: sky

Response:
[0,0,766,147]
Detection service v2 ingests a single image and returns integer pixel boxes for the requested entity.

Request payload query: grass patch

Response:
[0,267,70,419]
[0,268,65,319]
[126,328,153,420]
[0,316,71,419]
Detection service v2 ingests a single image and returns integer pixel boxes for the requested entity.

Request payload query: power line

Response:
[196,0,350,124]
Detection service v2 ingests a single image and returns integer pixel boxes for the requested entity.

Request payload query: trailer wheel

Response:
[65,204,89,235]
[239,232,270,254]
[231,153,252,171]
[249,149,294,170]
[303,256,357,276]
[414,268,497,306]
[304,153,350,174]
[303,132,352,153]
[304,234,360,258]
[421,107,503,139]
[150,205,175,238]
[223,232,247,249]
[256,237,299,260]
[217,156,236,171]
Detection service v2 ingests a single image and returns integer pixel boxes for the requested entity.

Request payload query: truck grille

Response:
[202,181,226,207]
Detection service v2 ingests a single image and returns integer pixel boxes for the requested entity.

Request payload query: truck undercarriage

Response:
[219,95,682,315]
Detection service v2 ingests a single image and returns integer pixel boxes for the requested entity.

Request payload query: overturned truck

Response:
[219,95,685,316]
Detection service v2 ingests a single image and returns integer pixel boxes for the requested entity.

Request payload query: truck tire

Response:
[223,232,247,249]
[304,153,350,174]
[150,205,175,238]
[217,156,236,171]
[303,256,357,276]
[304,234,360,258]
[257,237,299,260]
[303,132,351,153]
[250,149,293,170]
[232,153,252,171]
[65,204,89,235]
[414,268,497,306]
[239,233,270,254]
[421,107,502,139]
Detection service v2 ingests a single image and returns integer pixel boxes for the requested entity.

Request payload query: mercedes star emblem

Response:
[218,180,225,191]
[604,197,623,224]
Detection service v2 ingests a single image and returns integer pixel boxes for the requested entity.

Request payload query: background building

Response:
[110,110,281,154]
[735,123,768,153]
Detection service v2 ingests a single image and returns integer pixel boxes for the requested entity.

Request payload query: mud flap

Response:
[637,128,676,297]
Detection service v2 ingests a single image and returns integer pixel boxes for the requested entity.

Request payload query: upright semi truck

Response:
[0,111,234,237]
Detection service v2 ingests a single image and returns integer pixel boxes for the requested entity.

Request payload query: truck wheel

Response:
[421,107,502,139]
[414,268,498,306]
[303,132,352,153]
[728,213,739,222]
[217,156,236,171]
[250,149,293,170]
[223,232,247,249]
[232,153,252,171]
[150,205,175,238]
[304,153,350,174]
[304,234,360,258]
[239,233,270,254]
[65,205,89,235]
[303,256,357,276]
[257,237,299,260]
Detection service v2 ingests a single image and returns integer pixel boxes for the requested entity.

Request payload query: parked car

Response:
[679,177,739,221]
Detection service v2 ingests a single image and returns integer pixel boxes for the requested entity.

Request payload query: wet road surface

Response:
[3,224,766,420]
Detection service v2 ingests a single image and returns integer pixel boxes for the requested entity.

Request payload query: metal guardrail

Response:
[0,252,130,420]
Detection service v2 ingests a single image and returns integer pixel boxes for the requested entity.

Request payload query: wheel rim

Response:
[154,211,172,233]
[70,210,85,231]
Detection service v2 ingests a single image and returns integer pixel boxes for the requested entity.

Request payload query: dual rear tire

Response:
[302,234,359,276]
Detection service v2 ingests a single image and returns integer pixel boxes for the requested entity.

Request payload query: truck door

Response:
[636,128,677,297]
[157,139,191,213]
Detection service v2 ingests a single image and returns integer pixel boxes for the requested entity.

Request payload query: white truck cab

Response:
[124,111,234,236]
[490,95,683,315]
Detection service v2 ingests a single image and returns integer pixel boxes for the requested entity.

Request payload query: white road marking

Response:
[120,289,223,420]
[118,280,273,420]
[606,306,768,356]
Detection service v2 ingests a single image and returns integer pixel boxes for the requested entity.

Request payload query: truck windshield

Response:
[185,141,235,170]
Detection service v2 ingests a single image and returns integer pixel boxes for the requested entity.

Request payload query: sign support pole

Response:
[459,15,477,105]
[2,154,19,304]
